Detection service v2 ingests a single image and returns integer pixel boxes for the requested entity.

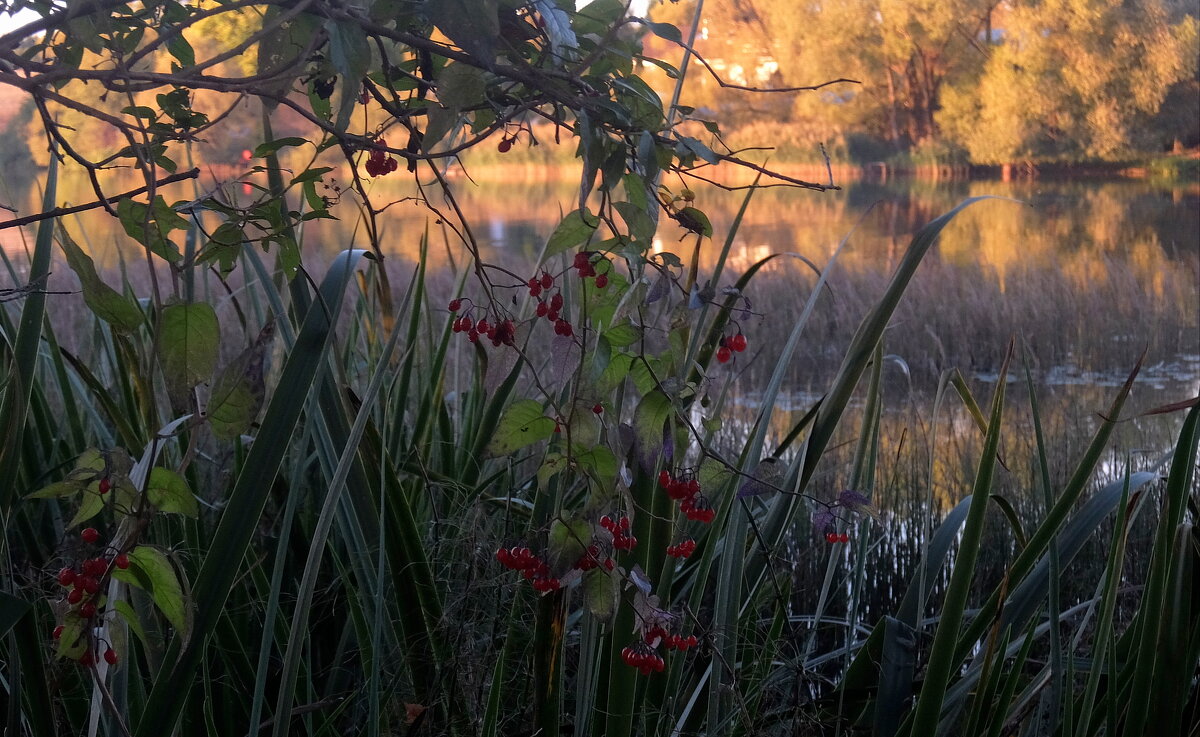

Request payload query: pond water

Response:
[3,167,1197,620]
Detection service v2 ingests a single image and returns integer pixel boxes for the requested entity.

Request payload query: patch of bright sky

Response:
[0,8,38,36]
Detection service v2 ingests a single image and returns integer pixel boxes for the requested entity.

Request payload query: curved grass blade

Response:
[134,249,372,737]
[908,344,1011,735]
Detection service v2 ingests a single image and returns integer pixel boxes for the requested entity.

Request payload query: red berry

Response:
[476,319,489,335]
[716,346,732,364]
[535,301,549,317]
[58,568,75,587]
[730,333,748,352]
[81,577,100,594]
[549,293,563,311]
[540,272,554,289]
[687,635,698,648]
[104,648,118,665]
[592,403,603,415]
[659,470,672,488]
[599,515,613,530]
[448,298,462,312]
[67,588,83,604]
[79,602,96,619]
[619,517,631,531]
[52,625,64,640]
[81,528,99,544]
[825,532,838,543]
[98,477,111,495]
[839,533,850,543]
[594,273,608,289]
[114,553,129,570]
[573,252,590,269]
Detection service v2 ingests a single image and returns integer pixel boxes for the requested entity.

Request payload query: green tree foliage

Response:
[652,0,1199,163]
[938,0,1200,162]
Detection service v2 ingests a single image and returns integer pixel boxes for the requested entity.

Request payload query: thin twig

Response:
[0,168,200,230]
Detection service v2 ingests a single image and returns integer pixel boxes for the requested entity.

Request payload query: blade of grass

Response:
[908,343,1011,735]
[135,248,372,737]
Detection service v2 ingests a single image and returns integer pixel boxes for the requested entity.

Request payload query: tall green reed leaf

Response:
[134,248,372,736]
[907,344,1010,735]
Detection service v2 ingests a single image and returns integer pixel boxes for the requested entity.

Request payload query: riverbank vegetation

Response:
[0,1,1196,736]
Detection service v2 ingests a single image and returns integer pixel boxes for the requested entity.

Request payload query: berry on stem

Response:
[104,648,118,665]
[81,528,99,544]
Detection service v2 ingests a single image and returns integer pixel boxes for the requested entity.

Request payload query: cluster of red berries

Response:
[449,299,517,346]
[600,515,637,551]
[364,138,399,177]
[574,544,615,572]
[646,625,698,652]
[621,642,665,675]
[824,532,851,544]
[658,469,699,501]
[680,495,716,524]
[665,539,697,559]
[53,528,129,665]
[495,546,561,591]
[530,290,575,338]
[659,470,716,524]
[571,251,609,288]
[715,333,748,364]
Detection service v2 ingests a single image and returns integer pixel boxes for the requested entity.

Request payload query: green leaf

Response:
[576,446,618,486]
[256,9,319,110]
[146,467,199,517]
[55,613,88,659]
[326,19,370,131]
[112,546,188,635]
[208,328,271,440]
[67,489,105,527]
[57,225,143,332]
[196,221,244,277]
[537,452,570,489]
[157,302,219,402]
[633,390,673,471]
[166,33,195,68]
[114,600,149,649]
[548,517,591,571]
[677,136,721,165]
[436,61,487,111]
[597,351,632,392]
[613,201,656,244]
[253,137,308,158]
[584,568,617,620]
[673,206,712,237]
[117,196,184,263]
[425,0,499,65]
[601,322,641,348]
[644,20,682,43]
[487,399,557,456]
[27,480,83,499]
[544,208,598,259]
